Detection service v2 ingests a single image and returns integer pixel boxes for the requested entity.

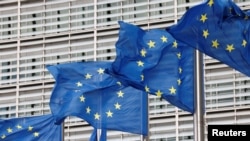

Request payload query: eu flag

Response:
[47,62,148,136]
[168,0,250,77]
[0,114,62,141]
[109,21,195,113]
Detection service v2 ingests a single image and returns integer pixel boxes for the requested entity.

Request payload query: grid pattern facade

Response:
[0,0,250,140]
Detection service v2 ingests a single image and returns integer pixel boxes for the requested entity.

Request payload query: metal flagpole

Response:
[97,129,101,141]
[121,133,123,141]
[61,122,65,141]
[141,93,149,141]
[141,135,149,141]
[193,1,206,139]
[139,13,151,141]
[193,50,205,141]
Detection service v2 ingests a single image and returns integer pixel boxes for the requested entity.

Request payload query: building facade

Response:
[0,0,250,140]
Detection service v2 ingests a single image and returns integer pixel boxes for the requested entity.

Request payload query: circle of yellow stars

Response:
[74,68,126,121]
[138,33,185,98]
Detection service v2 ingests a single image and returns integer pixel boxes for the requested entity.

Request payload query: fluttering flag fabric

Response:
[0,114,62,141]
[47,62,148,137]
[108,21,195,113]
[167,0,250,77]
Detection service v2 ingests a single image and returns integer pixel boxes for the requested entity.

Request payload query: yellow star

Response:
[86,106,91,114]
[34,132,39,137]
[7,128,12,133]
[147,40,155,48]
[76,81,82,87]
[16,124,22,129]
[137,60,144,67]
[106,110,113,117]
[114,102,121,110]
[226,44,235,52]
[140,49,147,57]
[200,14,208,23]
[117,90,124,97]
[117,81,122,86]
[140,74,144,81]
[176,52,181,59]
[28,126,33,131]
[85,73,92,79]
[1,135,6,139]
[179,67,182,74]
[242,39,247,47]
[177,79,181,85]
[155,90,163,97]
[145,85,150,93]
[79,95,85,102]
[94,113,100,120]
[161,35,167,42]
[172,40,178,48]
[169,86,176,94]
[212,40,219,48]
[208,0,214,7]
[97,68,105,74]
[203,29,209,38]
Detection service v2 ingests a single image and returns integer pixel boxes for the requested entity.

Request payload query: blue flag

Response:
[108,21,195,113]
[0,114,62,141]
[167,0,250,77]
[47,62,148,136]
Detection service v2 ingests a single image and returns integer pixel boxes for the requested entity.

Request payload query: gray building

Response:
[0,0,250,140]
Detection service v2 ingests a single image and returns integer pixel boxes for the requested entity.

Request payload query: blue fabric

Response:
[168,0,250,77]
[0,114,62,141]
[109,21,195,113]
[47,61,148,136]
[90,128,107,141]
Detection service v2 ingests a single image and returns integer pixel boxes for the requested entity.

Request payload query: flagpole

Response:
[62,122,65,141]
[141,134,149,141]
[193,50,205,141]
[141,93,149,141]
